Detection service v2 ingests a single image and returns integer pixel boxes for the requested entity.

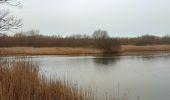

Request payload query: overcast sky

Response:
[13,0,170,37]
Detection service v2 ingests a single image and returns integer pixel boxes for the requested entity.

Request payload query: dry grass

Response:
[0,58,118,100]
[0,47,102,55]
[121,45,170,52]
[0,59,100,100]
[0,45,170,55]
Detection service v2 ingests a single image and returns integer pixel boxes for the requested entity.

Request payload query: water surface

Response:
[1,54,170,100]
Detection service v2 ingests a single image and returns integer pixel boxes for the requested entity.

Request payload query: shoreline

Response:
[0,45,170,56]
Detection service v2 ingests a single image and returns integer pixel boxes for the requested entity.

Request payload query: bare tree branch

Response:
[0,0,22,32]
[0,11,22,31]
[0,0,21,7]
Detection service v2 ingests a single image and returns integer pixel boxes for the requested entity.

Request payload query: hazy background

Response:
[12,0,170,37]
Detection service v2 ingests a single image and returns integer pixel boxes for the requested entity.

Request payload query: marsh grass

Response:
[0,57,128,100]
[1,45,170,56]
[121,45,170,52]
[0,47,102,55]
[0,58,101,100]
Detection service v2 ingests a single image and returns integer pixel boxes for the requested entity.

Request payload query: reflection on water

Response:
[1,54,170,100]
[93,54,120,65]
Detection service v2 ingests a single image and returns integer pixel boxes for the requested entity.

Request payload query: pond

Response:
[1,53,170,100]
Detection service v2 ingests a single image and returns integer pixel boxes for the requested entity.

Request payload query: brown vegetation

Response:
[1,30,170,55]
[0,59,98,100]
[0,30,119,53]
[121,45,170,52]
[0,45,170,55]
[0,47,103,55]
[117,35,170,45]
[1,31,170,48]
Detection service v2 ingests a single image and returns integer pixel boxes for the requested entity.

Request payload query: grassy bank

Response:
[0,45,170,55]
[121,45,170,52]
[0,47,102,55]
[1,59,112,100]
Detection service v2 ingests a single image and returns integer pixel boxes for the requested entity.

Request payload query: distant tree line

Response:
[117,35,170,45]
[0,30,120,52]
[1,30,170,51]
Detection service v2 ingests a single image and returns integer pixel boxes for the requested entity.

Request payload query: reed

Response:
[121,45,170,52]
[1,45,170,56]
[0,58,98,100]
[0,47,102,55]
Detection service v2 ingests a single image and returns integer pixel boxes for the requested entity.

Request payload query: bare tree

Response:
[92,29,109,39]
[0,0,21,32]
[92,29,113,51]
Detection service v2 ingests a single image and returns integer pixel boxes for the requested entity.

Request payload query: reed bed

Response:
[1,45,170,56]
[121,45,170,52]
[0,47,102,55]
[0,58,103,100]
[0,58,118,100]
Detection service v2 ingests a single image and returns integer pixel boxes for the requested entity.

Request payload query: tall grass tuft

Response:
[0,58,97,100]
